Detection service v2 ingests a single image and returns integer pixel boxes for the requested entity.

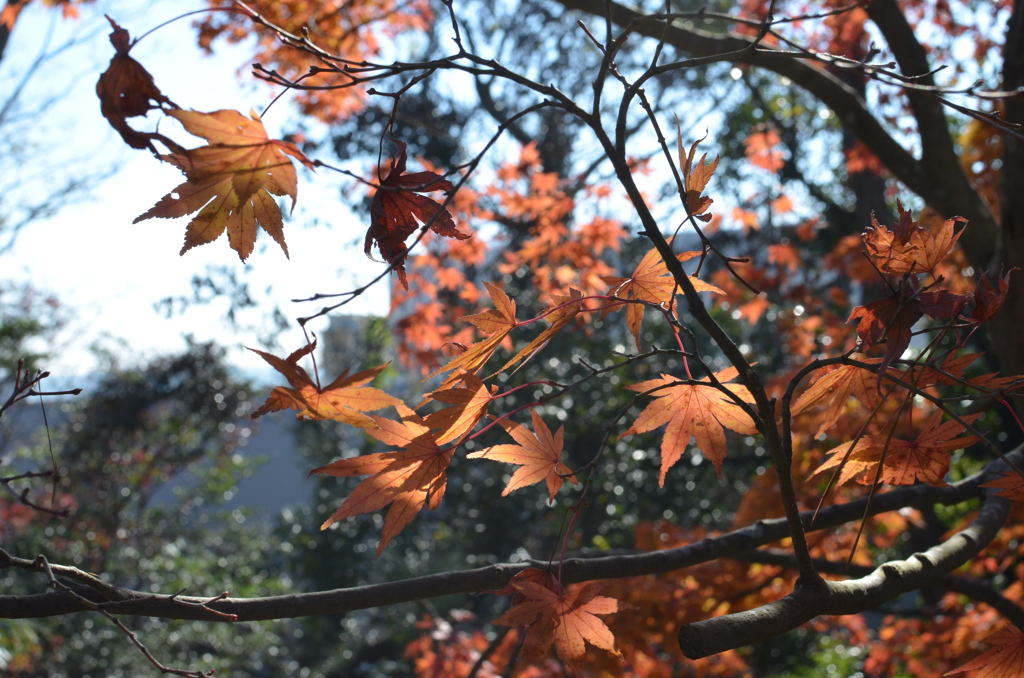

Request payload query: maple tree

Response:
[6,0,1024,676]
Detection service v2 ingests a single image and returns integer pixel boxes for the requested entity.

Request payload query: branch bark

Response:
[1,448,1014,626]
[677,461,1015,658]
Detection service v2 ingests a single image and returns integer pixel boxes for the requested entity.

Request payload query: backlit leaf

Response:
[135,109,314,261]
[601,247,722,349]
[624,367,756,483]
[365,140,469,288]
[311,404,453,555]
[250,343,399,428]
[945,626,1024,677]
[468,409,577,500]
[494,578,621,673]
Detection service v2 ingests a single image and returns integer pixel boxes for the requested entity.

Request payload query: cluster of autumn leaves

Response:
[94,12,1024,675]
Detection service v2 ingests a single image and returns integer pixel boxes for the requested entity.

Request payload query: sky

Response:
[2,0,389,382]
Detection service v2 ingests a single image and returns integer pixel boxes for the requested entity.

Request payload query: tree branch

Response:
[1,447,1014,625]
[553,0,999,266]
[864,0,998,268]
[677,463,1014,658]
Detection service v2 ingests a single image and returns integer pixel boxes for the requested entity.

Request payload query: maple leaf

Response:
[96,16,178,152]
[862,202,964,277]
[982,471,1024,501]
[601,247,723,349]
[249,343,400,428]
[677,125,720,222]
[848,282,924,376]
[489,567,559,598]
[494,578,621,673]
[945,626,1024,677]
[744,128,784,173]
[365,140,469,289]
[814,411,981,487]
[421,372,496,445]
[468,409,578,500]
[972,269,1016,322]
[494,288,586,375]
[791,359,886,438]
[624,367,757,484]
[311,404,453,555]
[134,108,314,261]
[428,282,517,384]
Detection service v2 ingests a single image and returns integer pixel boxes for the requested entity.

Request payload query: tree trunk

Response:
[987,0,1024,381]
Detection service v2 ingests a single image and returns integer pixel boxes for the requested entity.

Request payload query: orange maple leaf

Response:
[791,359,885,438]
[744,128,784,173]
[249,343,400,428]
[494,578,621,673]
[982,471,1024,501]
[311,404,453,555]
[494,288,586,375]
[601,247,723,349]
[428,282,517,384]
[365,140,469,289]
[135,108,314,261]
[96,16,178,152]
[677,126,720,222]
[945,626,1024,677]
[422,372,496,445]
[863,202,965,277]
[814,411,981,487]
[767,243,801,272]
[468,409,578,500]
[624,367,756,484]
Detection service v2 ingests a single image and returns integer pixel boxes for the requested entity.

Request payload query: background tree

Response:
[4,1,1024,677]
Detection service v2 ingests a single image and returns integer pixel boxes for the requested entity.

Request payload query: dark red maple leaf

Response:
[364,141,469,289]
[96,16,179,152]
[848,281,923,377]
[971,269,1016,322]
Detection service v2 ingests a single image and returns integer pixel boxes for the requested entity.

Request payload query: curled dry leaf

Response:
[135,108,314,261]
[862,202,965,277]
[972,268,1017,322]
[365,140,469,288]
[676,124,720,222]
[96,16,179,152]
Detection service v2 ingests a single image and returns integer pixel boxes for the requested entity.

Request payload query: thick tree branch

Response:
[677,466,1014,658]
[554,0,999,265]
[864,0,998,268]
[1,448,1014,625]
[557,1,921,193]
